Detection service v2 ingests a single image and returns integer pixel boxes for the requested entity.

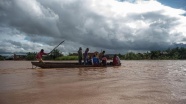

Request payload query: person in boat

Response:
[87,55,92,65]
[116,55,121,65]
[83,48,89,65]
[102,55,107,66]
[36,49,48,63]
[94,51,99,58]
[92,54,99,66]
[78,47,83,64]
[99,50,105,63]
[113,54,121,66]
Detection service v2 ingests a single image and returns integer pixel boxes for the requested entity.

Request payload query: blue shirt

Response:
[92,57,99,64]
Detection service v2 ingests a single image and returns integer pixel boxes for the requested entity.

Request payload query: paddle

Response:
[49,40,65,54]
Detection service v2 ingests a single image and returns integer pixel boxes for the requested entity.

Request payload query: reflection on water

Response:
[0,60,186,104]
[78,68,107,76]
[36,69,44,77]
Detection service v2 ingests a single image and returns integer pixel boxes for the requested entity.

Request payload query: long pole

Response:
[49,40,65,54]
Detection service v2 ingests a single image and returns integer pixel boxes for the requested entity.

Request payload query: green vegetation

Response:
[120,47,186,60]
[4,47,186,61]
[55,56,78,60]
[26,52,37,60]
[0,55,4,60]
[43,49,63,60]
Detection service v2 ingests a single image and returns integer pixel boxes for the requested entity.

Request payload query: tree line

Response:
[1,47,186,60]
[119,47,186,60]
[24,47,186,60]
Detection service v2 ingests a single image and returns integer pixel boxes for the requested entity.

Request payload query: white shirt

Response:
[116,56,120,64]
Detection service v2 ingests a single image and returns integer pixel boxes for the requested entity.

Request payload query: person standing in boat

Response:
[83,48,89,65]
[36,49,48,63]
[78,47,83,64]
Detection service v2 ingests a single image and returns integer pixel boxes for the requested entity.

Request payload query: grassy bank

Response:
[55,56,78,60]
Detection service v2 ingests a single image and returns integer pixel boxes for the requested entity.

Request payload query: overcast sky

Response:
[0,0,186,55]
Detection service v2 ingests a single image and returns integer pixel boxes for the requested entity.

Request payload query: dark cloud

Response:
[0,0,186,54]
[4,40,22,48]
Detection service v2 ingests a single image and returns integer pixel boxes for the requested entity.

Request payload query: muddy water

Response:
[0,60,186,104]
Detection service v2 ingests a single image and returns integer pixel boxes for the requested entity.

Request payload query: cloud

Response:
[0,0,186,54]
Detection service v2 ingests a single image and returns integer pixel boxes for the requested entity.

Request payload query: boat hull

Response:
[31,61,121,68]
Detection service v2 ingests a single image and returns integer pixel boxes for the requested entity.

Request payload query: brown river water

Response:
[0,60,186,104]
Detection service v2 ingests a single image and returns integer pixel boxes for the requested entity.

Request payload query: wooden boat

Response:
[31,61,121,68]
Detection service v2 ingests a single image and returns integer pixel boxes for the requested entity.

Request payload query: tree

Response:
[44,49,63,60]
[26,52,37,60]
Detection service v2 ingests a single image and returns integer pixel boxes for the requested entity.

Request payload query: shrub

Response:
[55,56,78,60]
[26,52,37,60]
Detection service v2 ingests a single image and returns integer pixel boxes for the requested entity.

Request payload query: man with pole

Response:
[36,40,65,63]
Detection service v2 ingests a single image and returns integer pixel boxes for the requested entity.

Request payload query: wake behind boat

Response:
[31,61,121,68]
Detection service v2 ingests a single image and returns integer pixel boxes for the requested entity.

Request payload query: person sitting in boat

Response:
[94,51,99,58]
[99,50,105,63]
[87,55,92,65]
[116,55,121,65]
[92,55,99,66]
[83,48,89,65]
[78,47,83,64]
[102,55,107,66]
[36,49,48,63]
[113,54,121,65]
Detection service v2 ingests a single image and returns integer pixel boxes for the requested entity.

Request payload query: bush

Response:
[55,56,78,60]
[26,52,37,60]
[0,55,4,60]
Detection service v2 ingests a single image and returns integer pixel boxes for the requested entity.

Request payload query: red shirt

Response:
[113,57,118,65]
[36,52,47,59]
